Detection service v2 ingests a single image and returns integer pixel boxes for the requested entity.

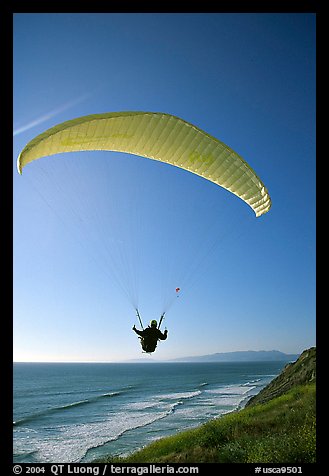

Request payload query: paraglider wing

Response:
[17,111,271,217]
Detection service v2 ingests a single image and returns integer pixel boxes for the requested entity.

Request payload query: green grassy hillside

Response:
[97,348,316,464]
[246,347,316,407]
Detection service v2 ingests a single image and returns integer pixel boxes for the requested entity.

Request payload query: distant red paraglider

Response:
[175,287,180,293]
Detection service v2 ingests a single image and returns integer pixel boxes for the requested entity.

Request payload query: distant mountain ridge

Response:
[170,350,299,362]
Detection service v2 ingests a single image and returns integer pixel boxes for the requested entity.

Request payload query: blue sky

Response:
[13,13,316,361]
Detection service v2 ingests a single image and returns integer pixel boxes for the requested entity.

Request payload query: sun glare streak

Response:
[14,93,91,136]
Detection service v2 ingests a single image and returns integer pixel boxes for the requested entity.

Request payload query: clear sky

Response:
[13,13,316,362]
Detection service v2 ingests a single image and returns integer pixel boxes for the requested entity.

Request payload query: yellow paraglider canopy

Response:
[17,111,271,217]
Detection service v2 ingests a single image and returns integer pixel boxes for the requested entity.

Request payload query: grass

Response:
[97,383,316,464]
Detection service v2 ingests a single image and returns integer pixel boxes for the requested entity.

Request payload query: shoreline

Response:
[14,361,291,464]
[85,371,275,463]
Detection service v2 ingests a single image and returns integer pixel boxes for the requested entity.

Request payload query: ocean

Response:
[13,361,287,463]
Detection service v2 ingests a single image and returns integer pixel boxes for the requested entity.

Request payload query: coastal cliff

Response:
[98,347,316,463]
[246,346,316,407]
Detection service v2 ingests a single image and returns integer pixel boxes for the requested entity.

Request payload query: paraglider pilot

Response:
[133,319,168,353]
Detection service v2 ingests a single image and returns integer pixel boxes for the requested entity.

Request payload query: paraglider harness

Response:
[135,309,165,354]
